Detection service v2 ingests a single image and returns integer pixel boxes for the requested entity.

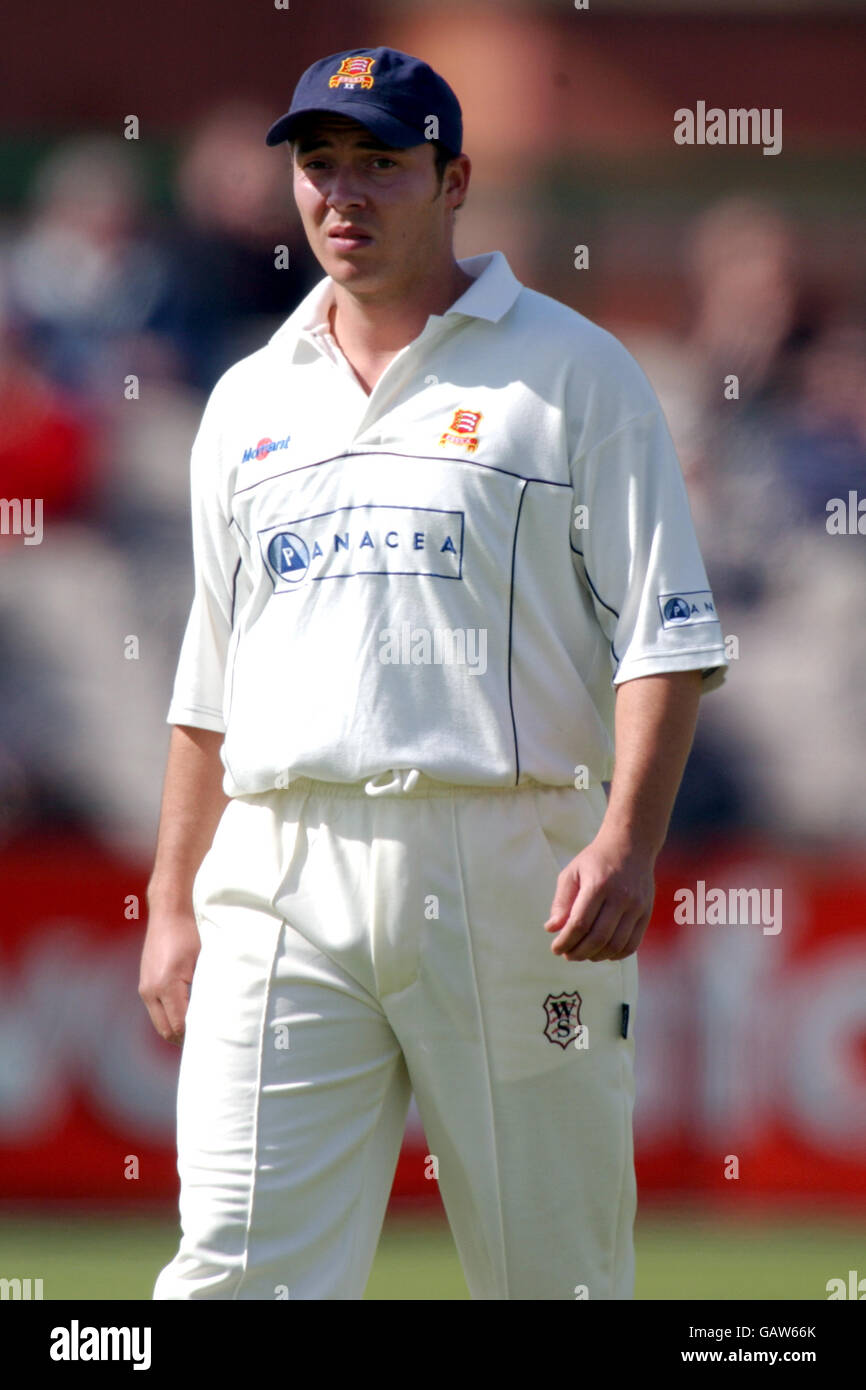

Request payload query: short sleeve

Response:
[571,405,729,694]
[166,392,240,732]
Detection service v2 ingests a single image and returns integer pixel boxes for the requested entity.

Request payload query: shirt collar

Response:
[269,250,523,362]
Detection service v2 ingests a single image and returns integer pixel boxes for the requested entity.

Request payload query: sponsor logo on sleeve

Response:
[658,591,718,628]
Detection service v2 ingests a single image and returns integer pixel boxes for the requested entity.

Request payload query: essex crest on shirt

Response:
[439,408,482,454]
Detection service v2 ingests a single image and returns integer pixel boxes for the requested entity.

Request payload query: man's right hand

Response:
[138,910,201,1045]
[139,725,229,1045]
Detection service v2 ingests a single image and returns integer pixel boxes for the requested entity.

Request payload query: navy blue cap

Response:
[265,46,462,158]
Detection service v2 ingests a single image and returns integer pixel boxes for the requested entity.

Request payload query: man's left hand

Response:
[544,828,656,962]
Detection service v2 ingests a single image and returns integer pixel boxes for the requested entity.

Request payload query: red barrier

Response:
[1,836,864,1203]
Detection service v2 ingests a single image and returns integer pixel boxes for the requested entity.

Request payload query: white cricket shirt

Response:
[167,250,729,795]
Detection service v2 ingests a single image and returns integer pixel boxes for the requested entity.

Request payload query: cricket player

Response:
[140,46,729,1301]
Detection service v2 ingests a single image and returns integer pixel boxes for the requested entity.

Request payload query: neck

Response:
[329,258,475,359]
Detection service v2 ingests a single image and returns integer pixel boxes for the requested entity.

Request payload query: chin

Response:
[323,254,382,287]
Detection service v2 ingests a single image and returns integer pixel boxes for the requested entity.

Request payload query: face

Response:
[291,114,469,300]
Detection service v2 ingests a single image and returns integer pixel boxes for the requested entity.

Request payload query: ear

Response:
[445,153,471,212]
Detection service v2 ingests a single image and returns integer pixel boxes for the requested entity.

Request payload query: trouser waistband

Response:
[262,771,595,800]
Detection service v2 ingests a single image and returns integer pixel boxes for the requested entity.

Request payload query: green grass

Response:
[0,1208,860,1300]
[632,1210,863,1302]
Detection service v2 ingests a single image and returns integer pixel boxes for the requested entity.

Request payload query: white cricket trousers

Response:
[153,774,638,1301]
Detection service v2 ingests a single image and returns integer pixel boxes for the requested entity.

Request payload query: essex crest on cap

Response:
[264,46,463,157]
[328,55,376,90]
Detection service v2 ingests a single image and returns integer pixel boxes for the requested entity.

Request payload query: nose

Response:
[325,164,367,211]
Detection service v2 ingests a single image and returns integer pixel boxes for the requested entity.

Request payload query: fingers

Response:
[545,864,607,939]
[139,980,190,1046]
[161,981,191,1044]
[546,869,654,962]
[138,914,200,1046]
[141,996,182,1046]
[543,871,580,931]
[605,910,652,962]
[556,895,627,961]
[564,905,645,962]
[548,873,614,958]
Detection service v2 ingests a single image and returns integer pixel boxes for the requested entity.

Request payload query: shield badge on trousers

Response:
[543,991,583,1049]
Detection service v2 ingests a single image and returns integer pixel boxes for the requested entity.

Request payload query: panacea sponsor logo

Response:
[260,504,464,591]
[658,590,717,628]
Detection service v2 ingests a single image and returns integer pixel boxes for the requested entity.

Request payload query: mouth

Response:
[327,226,374,251]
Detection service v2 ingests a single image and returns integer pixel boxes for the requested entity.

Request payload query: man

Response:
[140,46,729,1301]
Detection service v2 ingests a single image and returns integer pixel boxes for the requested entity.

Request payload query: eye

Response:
[370,157,398,169]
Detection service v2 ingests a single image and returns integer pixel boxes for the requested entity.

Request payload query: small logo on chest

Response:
[439,408,482,454]
[241,434,291,463]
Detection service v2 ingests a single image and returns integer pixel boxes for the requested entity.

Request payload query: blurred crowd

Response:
[619,197,866,846]
[0,107,321,853]
[0,110,864,856]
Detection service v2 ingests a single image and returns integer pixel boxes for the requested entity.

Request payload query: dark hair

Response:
[431,139,458,184]
[430,139,464,210]
[430,139,451,182]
